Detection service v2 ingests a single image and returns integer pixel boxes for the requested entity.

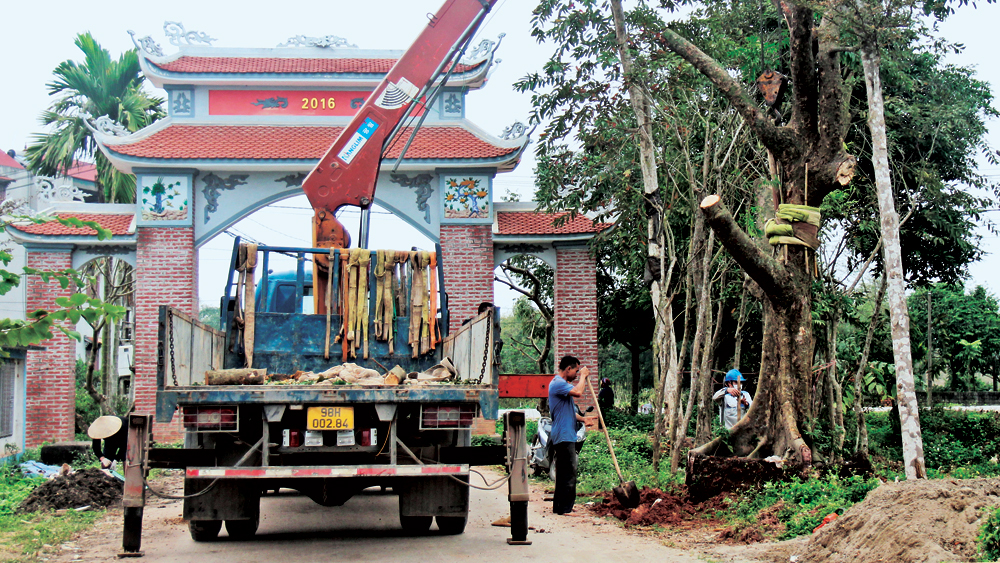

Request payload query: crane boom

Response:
[301,0,498,215]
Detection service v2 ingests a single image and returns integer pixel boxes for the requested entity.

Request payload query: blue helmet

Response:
[724,369,744,383]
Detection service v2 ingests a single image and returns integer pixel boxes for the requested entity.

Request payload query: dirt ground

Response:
[27,470,1000,563]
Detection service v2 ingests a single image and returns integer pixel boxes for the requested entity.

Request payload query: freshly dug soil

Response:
[19,468,123,512]
[590,486,732,529]
[687,453,790,501]
[790,477,1000,563]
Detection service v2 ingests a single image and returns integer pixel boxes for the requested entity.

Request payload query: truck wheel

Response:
[225,517,259,540]
[436,516,467,535]
[188,520,222,542]
[399,515,432,533]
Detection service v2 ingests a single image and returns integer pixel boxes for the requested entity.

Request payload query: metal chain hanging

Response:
[168,308,178,387]
[477,308,492,384]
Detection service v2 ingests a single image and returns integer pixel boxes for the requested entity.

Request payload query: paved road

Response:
[49,469,735,563]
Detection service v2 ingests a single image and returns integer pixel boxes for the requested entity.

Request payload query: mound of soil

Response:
[590,486,731,529]
[791,478,1000,563]
[19,468,123,513]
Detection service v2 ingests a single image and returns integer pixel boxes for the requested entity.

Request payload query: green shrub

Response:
[866,408,1000,472]
[602,409,655,433]
[0,462,44,515]
[730,474,879,539]
[979,505,1000,561]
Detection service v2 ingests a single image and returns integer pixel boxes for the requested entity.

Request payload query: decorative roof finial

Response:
[81,113,130,138]
[127,30,164,57]
[501,121,527,141]
[163,21,217,46]
[276,35,358,48]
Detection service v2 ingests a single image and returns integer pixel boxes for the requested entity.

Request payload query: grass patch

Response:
[0,510,105,562]
[726,474,879,540]
[0,456,106,562]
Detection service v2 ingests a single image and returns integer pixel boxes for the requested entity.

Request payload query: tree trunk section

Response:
[860,42,926,480]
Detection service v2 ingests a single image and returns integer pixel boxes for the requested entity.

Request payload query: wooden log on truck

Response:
[205,368,267,385]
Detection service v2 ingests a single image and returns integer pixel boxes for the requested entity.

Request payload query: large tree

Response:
[25,32,163,203]
[657,1,860,467]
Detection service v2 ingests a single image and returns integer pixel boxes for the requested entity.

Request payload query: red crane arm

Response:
[301,0,498,214]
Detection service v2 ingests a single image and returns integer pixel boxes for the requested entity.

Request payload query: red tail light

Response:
[182,406,238,432]
[420,404,477,429]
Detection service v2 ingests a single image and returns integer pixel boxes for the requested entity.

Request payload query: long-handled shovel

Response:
[587,378,640,508]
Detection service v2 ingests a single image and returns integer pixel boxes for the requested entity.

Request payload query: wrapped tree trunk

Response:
[660,4,859,467]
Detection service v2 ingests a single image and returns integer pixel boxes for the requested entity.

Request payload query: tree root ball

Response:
[686,453,791,502]
[19,468,122,512]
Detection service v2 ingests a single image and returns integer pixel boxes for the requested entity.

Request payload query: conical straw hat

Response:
[87,415,123,439]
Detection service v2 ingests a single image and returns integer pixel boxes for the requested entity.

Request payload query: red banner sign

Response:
[209,90,371,116]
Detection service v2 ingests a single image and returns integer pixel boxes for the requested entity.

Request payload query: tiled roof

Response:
[151,57,482,75]
[66,162,97,182]
[0,176,12,182]
[11,213,134,237]
[0,151,24,169]
[496,211,610,236]
[104,125,518,161]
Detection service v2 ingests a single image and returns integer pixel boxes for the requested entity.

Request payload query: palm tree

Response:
[25,32,163,203]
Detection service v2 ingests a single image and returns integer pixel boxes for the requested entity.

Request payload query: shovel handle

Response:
[587,377,626,483]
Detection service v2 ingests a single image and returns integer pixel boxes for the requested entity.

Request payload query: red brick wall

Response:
[554,247,598,411]
[24,251,76,447]
[439,225,494,334]
[134,227,197,442]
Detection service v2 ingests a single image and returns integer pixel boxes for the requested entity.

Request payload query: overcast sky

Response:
[2,0,998,311]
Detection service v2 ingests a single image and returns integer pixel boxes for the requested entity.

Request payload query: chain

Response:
[168,309,178,387]
[477,308,491,384]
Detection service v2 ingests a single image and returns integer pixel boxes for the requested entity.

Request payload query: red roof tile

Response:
[66,162,97,182]
[496,211,610,236]
[0,176,12,182]
[0,151,24,169]
[151,57,482,75]
[12,213,134,237]
[105,125,518,161]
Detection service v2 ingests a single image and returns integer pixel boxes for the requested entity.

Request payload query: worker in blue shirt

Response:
[548,355,589,515]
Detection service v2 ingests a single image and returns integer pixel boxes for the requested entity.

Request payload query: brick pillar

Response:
[439,225,494,334]
[24,250,76,447]
[554,246,599,412]
[134,227,196,442]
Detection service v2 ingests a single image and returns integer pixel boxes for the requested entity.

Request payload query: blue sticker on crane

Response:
[337,117,380,165]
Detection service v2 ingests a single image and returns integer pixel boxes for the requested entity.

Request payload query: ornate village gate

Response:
[11,26,604,445]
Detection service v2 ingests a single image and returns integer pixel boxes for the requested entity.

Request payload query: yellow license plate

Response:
[307,406,354,430]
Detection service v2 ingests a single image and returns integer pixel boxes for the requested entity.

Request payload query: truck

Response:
[118,0,531,553]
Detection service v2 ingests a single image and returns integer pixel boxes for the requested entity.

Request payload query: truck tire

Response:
[399,515,433,533]
[435,516,467,535]
[188,520,222,542]
[225,517,259,540]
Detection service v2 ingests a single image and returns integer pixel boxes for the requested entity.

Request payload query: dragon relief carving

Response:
[201,173,249,223]
[390,174,434,224]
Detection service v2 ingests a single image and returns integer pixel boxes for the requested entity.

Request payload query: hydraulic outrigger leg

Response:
[504,411,531,545]
[120,414,151,557]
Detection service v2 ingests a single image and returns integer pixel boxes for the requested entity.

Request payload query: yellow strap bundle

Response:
[353,249,371,359]
[236,243,258,368]
[764,204,821,249]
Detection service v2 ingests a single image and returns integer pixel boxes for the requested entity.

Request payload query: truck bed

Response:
[155,384,498,423]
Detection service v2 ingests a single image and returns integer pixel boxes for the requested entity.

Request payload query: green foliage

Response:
[730,474,880,539]
[979,505,1000,561]
[199,306,221,330]
[866,409,1000,472]
[25,32,164,203]
[0,216,124,354]
[0,463,44,515]
[909,284,1000,391]
[602,409,655,433]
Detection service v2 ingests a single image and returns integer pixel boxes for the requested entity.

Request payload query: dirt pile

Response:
[790,478,1000,563]
[19,468,122,513]
[590,487,731,529]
